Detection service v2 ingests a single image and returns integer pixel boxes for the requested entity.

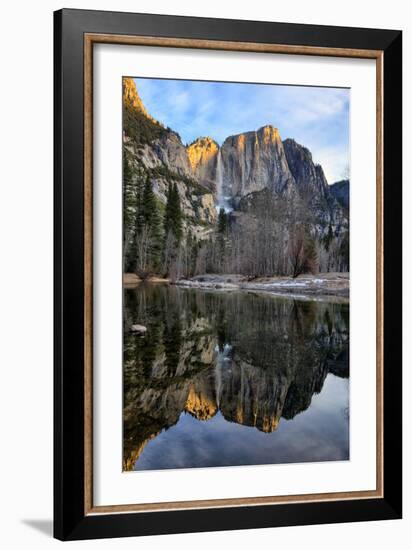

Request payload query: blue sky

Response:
[133,77,350,184]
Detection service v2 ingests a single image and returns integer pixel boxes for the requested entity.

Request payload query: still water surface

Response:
[123,284,349,471]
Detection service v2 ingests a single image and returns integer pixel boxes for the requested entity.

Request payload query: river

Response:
[123,283,349,471]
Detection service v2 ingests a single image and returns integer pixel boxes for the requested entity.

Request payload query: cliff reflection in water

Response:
[123,284,349,471]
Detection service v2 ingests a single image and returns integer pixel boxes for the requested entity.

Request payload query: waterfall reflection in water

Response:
[123,283,349,471]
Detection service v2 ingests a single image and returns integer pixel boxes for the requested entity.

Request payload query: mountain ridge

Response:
[123,78,346,203]
[122,77,349,276]
[329,179,350,211]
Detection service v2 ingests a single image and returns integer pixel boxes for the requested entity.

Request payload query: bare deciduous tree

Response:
[135,224,153,280]
[287,225,318,278]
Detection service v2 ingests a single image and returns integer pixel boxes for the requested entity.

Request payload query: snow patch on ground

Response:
[174,273,349,301]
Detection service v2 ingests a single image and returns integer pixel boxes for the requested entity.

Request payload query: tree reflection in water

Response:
[123,284,349,471]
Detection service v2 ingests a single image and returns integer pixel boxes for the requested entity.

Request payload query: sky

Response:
[133,77,350,184]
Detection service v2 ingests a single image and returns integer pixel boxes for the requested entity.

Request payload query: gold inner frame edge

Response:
[83,33,384,515]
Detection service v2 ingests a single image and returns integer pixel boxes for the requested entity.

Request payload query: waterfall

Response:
[215,149,232,213]
[216,149,224,207]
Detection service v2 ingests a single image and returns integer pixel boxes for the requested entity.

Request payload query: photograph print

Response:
[122,76,350,472]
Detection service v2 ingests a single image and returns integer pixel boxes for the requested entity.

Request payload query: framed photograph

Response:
[54,8,402,540]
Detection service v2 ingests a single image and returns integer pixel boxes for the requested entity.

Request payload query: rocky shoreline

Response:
[175,273,349,302]
[124,272,349,302]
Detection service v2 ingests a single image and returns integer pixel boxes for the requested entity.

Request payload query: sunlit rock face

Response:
[123,78,349,242]
[185,385,218,421]
[123,78,217,235]
[123,77,159,124]
[187,137,219,191]
[220,126,295,204]
[123,284,349,470]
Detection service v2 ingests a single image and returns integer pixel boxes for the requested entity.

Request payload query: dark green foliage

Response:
[123,154,163,274]
[123,149,134,242]
[329,179,350,211]
[216,208,229,264]
[216,306,228,352]
[142,176,158,226]
[162,182,184,278]
[339,232,350,271]
[123,100,165,147]
[123,155,146,272]
[217,208,228,234]
[138,319,162,379]
[185,231,199,279]
[324,224,334,252]
[164,182,183,244]
[324,308,333,335]
[123,284,349,470]
[163,317,182,376]
[142,176,162,268]
[149,164,209,195]
[122,83,348,278]
[163,183,173,237]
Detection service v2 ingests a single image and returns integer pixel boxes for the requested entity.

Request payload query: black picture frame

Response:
[54,8,402,541]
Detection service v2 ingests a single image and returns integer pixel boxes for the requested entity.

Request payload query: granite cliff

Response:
[330,179,350,211]
[123,78,217,240]
[123,77,350,275]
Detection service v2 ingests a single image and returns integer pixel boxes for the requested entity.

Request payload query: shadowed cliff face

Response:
[123,284,349,471]
[283,138,329,199]
[123,77,349,214]
[330,179,350,211]
[123,78,218,237]
[123,77,349,260]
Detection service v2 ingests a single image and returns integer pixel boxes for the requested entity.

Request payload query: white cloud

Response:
[311,145,350,184]
[133,78,350,181]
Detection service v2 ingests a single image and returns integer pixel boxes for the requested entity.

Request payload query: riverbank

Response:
[176,273,349,300]
[123,273,170,287]
[124,272,349,301]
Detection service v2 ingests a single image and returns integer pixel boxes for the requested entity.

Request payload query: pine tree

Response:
[163,183,173,237]
[142,175,157,225]
[324,224,334,252]
[170,183,183,243]
[134,170,145,235]
[123,150,133,237]
[123,151,145,272]
[141,175,162,270]
[185,231,199,278]
[217,208,227,234]
[339,232,349,271]
[216,208,228,272]
[162,182,183,278]
[164,182,183,243]
[124,164,145,273]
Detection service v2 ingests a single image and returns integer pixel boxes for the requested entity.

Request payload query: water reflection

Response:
[123,284,349,471]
